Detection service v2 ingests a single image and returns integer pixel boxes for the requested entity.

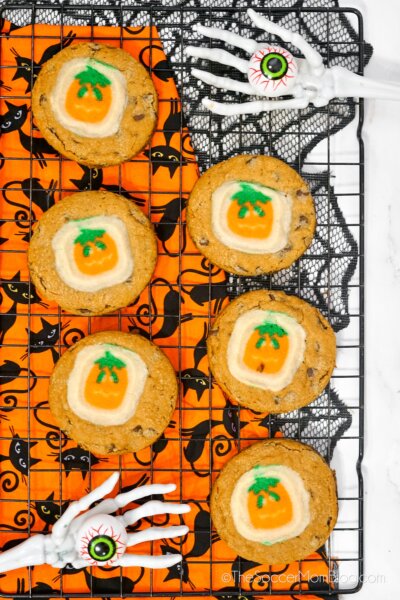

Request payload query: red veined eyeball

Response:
[76,514,128,566]
[247,46,298,97]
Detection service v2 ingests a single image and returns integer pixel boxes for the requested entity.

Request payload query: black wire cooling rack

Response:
[0,2,364,597]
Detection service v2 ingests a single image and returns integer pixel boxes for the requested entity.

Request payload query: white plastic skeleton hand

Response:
[186,8,400,115]
[0,472,190,572]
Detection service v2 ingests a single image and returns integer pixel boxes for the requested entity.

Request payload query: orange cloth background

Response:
[0,19,335,599]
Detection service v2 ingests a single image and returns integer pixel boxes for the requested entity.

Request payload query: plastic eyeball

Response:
[76,514,128,566]
[248,46,298,96]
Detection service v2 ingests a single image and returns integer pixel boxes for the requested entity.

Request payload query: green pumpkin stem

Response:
[231,182,272,220]
[254,321,287,351]
[95,350,126,385]
[74,228,107,257]
[74,65,111,102]
[248,476,281,507]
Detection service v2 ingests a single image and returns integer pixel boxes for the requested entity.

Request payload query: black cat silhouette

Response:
[139,45,174,82]
[0,101,58,167]
[183,414,236,476]
[0,101,28,132]
[83,567,143,595]
[144,100,187,177]
[0,427,40,484]
[179,261,228,311]
[181,323,210,401]
[21,317,60,363]
[213,587,255,600]
[185,503,218,559]
[152,196,187,255]
[1,177,57,243]
[0,359,37,414]
[0,80,11,92]
[33,491,70,532]
[182,419,220,476]
[154,197,183,241]
[10,31,76,93]
[11,578,62,597]
[133,427,173,473]
[128,278,192,340]
[0,271,47,344]
[50,446,105,479]
[4,177,56,213]
[54,563,85,580]
[222,400,248,438]
[70,165,146,207]
[160,543,194,588]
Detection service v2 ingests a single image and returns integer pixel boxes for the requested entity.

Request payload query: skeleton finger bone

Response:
[52,472,119,544]
[70,482,177,534]
[0,535,46,573]
[117,553,184,568]
[186,46,249,74]
[119,500,191,527]
[247,9,324,74]
[192,68,255,94]
[194,23,258,54]
[202,95,311,115]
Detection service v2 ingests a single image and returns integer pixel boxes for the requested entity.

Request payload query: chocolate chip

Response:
[296,189,308,197]
[256,363,265,373]
[108,444,116,453]
[132,425,143,435]
[315,341,321,352]
[269,293,276,301]
[307,367,315,377]
[199,237,209,246]
[274,397,280,405]
[77,308,92,314]
[39,94,47,106]
[133,113,145,121]
[299,215,309,225]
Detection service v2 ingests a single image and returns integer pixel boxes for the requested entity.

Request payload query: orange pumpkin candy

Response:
[73,231,118,276]
[243,328,289,374]
[247,480,293,530]
[84,350,128,410]
[227,200,274,239]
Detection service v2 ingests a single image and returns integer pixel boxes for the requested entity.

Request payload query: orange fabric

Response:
[0,20,335,598]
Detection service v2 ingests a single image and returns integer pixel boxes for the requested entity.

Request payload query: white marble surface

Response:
[335,0,400,597]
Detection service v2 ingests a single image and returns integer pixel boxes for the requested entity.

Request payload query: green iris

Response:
[88,535,117,562]
[260,53,288,80]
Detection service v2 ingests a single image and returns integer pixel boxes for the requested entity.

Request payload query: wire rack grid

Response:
[0,2,364,598]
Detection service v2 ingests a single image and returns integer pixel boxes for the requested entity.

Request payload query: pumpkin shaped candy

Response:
[187,154,316,275]
[28,191,157,315]
[211,439,338,565]
[207,289,336,414]
[49,331,177,456]
[32,42,157,167]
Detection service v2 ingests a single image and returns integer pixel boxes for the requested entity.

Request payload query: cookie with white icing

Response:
[32,42,157,167]
[28,191,157,315]
[207,290,336,413]
[187,154,316,275]
[49,331,177,455]
[211,439,337,565]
